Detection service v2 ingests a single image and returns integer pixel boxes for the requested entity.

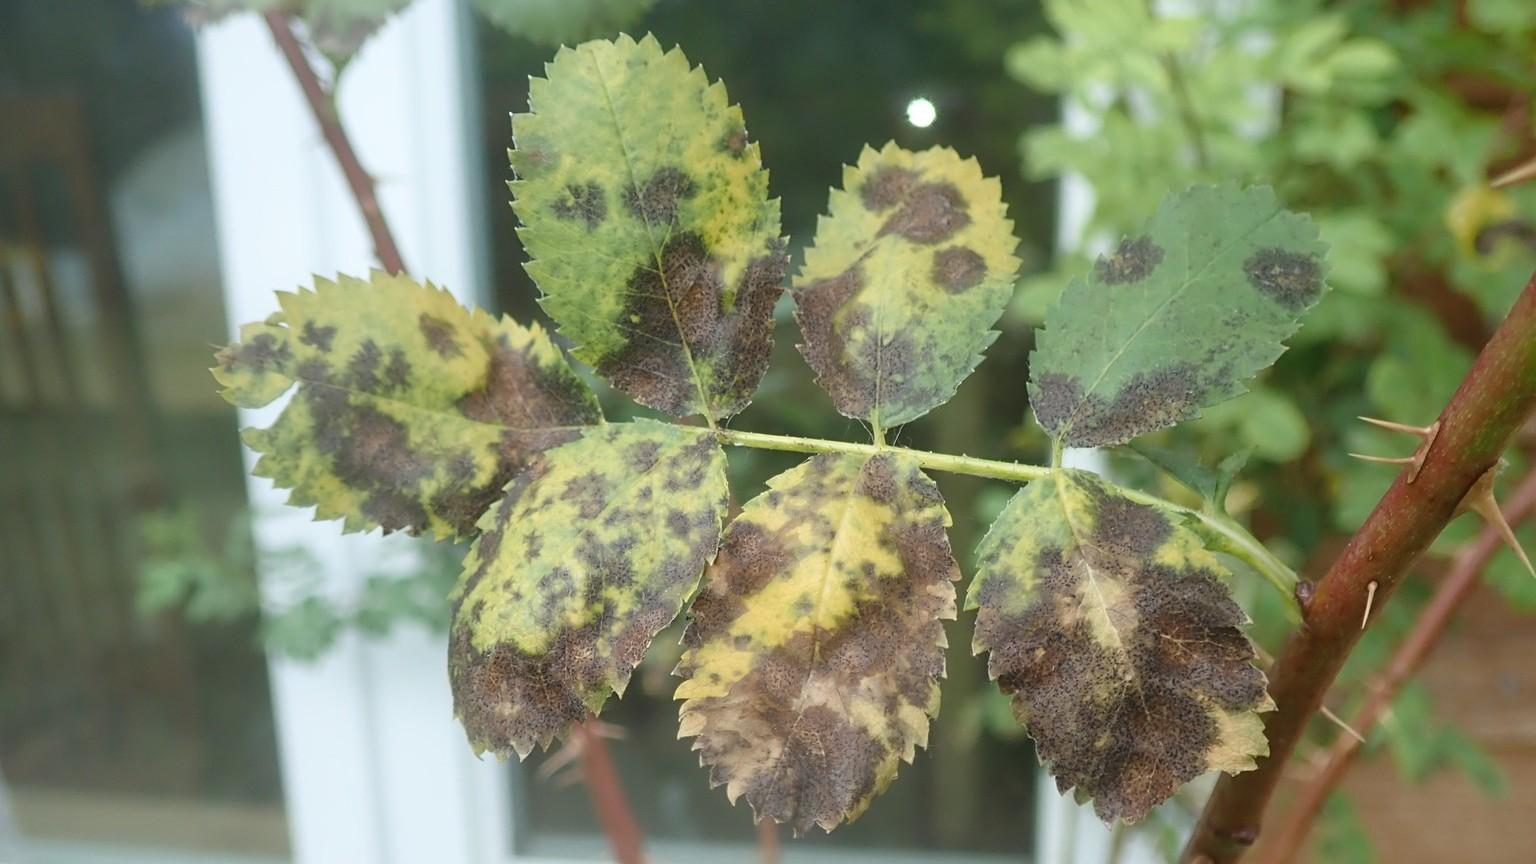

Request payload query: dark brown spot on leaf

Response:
[1094,236,1164,285]
[1031,364,1205,449]
[300,321,337,352]
[1243,247,1322,312]
[550,181,607,230]
[599,233,785,418]
[418,313,464,358]
[877,181,970,244]
[721,126,748,157]
[860,166,916,211]
[931,246,987,293]
[623,166,697,226]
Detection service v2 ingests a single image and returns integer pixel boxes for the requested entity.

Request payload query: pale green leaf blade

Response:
[1030,184,1328,448]
[511,34,788,419]
[473,0,656,46]
[451,420,729,757]
[212,271,602,540]
[967,468,1272,823]
[675,452,958,833]
[794,143,1021,428]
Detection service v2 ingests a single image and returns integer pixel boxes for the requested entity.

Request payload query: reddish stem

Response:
[1183,274,1536,863]
[576,722,645,864]
[1255,468,1536,864]
[262,11,407,275]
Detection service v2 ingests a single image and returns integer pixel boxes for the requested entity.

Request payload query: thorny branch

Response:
[1182,273,1536,863]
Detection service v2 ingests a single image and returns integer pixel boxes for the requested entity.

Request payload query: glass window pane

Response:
[0,1,287,858]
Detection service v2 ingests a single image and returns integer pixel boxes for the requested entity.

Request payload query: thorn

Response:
[1352,418,1441,482]
[1492,155,1536,189]
[1319,704,1366,743]
[538,721,628,786]
[1458,463,1536,578]
[1348,453,1415,465]
[1361,581,1378,630]
[1357,416,1434,436]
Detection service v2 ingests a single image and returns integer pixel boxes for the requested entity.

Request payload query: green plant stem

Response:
[714,428,1300,602]
[1183,273,1536,864]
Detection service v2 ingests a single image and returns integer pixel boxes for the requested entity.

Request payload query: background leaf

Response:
[967,468,1272,822]
[450,420,729,757]
[473,0,656,46]
[511,34,788,419]
[1029,184,1328,448]
[213,271,601,539]
[794,143,1020,429]
[675,451,958,833]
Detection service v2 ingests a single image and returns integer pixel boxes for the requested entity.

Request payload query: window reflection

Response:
[1,1,287,857]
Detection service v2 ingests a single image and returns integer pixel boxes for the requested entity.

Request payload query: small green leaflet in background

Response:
[1029,184,1329,448]
[676,452,958,833]
[213,271,601,539]
[146,0,409,60]
[451,420,729,758]
[967,468,1272,822]
[473,0,656,46]
[511,34,788,420]
[795,143,1021,429]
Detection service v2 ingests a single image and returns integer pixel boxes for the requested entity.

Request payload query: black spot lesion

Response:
[1243,247,1323,312]
[551,181,607,230]
[860,165,917,211]
[600,232,786,417]
[877,181,971,244]
[1094,236,1164,285]
[1030,364,1205,449]
[624,166,697,226]
[931,246,988,293]
[720,125,748,157]
[300,321,337,353]
[303,386,433,534]
[974,506,1265,822]
[418,313,464,358]
[218,331,291,374]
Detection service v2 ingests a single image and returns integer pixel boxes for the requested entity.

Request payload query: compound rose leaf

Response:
[511,34,788,420]
[967,468,1273,823]
[675,452,958,834]
[451,419,729,758]
[212,271,601,540]
[1029,184,1329,448]
[795,143,1021,428]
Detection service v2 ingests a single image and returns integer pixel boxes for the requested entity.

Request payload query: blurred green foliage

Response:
[138,505,458,660]
[1012,0,1534,857]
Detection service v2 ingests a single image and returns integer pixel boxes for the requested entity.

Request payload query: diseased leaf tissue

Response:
[219,33,1325,834]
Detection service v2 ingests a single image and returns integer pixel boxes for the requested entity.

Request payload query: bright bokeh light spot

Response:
[905,97,937,128]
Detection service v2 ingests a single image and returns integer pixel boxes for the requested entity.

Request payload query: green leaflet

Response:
[511,34,788,420]
[451,420,729,757]
[967,468,1273,823]
[675,452,958,833]
[212,271,601,540]
[473,0,656,45]
[149,0,409,59]
[795,143,1021,428]
[1029,184,1328,448]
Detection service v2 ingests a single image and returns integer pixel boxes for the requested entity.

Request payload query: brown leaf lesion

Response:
[676,454,958,833]
[973,473,1268,823]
